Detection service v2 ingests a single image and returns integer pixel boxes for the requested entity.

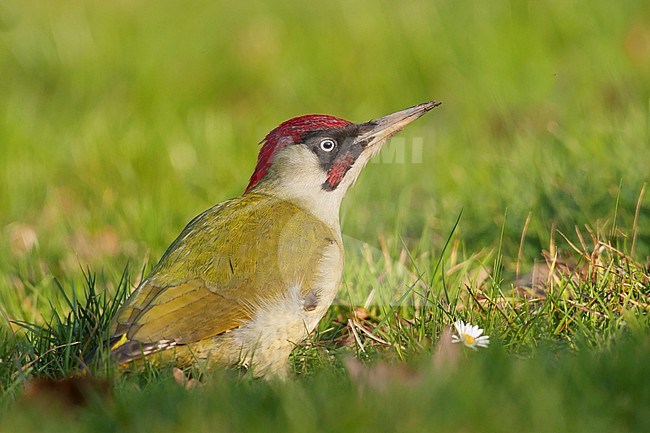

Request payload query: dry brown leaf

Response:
[432,327,461,373]
[21,376,111,411]
[344,357,420,394]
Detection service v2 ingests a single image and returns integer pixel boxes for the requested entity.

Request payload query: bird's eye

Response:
[319,138,336,152]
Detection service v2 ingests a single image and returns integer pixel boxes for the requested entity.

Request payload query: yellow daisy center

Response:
[462,333,476,344]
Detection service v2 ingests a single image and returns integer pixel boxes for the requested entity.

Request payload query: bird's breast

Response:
[232,239,343,352]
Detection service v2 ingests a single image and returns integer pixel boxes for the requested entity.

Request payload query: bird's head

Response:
[245,101,440,226]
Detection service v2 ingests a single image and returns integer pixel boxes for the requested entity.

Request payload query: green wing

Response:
[110,192,338,352]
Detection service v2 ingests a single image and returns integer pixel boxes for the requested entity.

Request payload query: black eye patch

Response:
[297,124,366,191]
[301,125,362,167]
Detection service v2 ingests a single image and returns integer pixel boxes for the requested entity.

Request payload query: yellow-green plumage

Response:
[110,192,342,376]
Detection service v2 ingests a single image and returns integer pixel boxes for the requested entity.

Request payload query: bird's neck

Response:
[247,147,350,233]
[251,179,345,235]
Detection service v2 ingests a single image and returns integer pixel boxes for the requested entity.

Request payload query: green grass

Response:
[1,0,649,431]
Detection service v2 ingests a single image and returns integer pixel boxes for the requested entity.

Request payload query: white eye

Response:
[319,138,336,152]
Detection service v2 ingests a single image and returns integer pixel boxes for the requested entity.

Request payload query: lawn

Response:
[1,0,649,431]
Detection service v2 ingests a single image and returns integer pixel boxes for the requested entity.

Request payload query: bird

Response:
[109,101,440,378]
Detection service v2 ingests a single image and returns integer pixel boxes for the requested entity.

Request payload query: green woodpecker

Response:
[110,101,440,377]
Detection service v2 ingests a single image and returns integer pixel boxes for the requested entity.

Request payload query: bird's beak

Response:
[355,101,441,151]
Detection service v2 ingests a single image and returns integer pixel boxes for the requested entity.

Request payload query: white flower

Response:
[451,320,490,350]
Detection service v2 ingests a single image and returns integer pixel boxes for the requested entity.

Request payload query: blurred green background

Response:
[0,0,649,312]
[1,1,649,431]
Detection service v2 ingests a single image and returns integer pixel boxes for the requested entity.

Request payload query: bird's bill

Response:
[355,101,441,149]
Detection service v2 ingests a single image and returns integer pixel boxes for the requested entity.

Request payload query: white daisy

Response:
[451,320,490,350]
